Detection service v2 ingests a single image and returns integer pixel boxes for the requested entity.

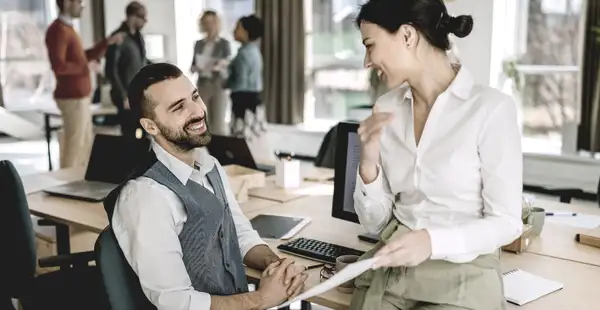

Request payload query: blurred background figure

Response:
[105,1,150,140]
[45,0,124,168]
[227,14,273,161]
[191,10,231,136]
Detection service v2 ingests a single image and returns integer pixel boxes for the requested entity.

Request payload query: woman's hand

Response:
[357,104,393,183]
[372,230,432,269]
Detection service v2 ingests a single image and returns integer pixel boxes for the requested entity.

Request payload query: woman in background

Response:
[227,14,272,161]
[191,10,231,135]
[351,0,523,309]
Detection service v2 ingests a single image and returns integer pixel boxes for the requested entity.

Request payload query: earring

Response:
[406,43,410,48]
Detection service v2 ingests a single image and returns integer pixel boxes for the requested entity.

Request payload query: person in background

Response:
[191,10,231,136]
[351,0,523,309]
[105,1,150,139]
[227,14,273,161]
[46,0,124,168]
[106,63,308,310]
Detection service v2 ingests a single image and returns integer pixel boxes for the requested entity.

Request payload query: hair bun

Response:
[448,15,473,38]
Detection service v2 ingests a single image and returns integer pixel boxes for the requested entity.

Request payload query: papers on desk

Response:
[503,269,563,306]
[276,258,377,309]
[23,175,70,195]
[546,213,600,229]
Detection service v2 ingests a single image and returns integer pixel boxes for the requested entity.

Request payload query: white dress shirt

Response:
[354,66,524,263]
[112,141,266,310]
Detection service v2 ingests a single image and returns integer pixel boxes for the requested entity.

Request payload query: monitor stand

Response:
[358,233,380,244]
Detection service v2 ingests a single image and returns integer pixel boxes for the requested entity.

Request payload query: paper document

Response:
[546,214,600,229]
[22,175,70,195]
[194,54,212,71]
[276,258,377,309]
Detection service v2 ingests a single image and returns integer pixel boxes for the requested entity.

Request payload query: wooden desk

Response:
[21,168,83,194]
[244,195,600,310]
[528,199,600,266]
[39,104,118,171]
[249,178,333,203]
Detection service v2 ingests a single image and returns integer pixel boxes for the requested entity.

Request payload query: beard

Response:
[155,117,212,151]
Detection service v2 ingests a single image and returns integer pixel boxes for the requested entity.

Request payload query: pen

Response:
[545,212,577,216]
[305,263,325,270]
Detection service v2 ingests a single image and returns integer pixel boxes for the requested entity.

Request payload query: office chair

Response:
[0,160,108,310]
[95,226,156,310]
[314,123,339,169]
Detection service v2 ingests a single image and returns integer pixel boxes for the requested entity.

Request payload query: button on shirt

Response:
[354,67,523,263]
[112,141,266,310]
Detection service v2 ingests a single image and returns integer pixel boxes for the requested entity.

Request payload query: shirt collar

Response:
[151,140,215,185]
[400,64,474,102]
[58,14,73,26]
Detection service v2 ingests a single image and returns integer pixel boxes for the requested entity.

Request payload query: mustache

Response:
[184,117,205,128]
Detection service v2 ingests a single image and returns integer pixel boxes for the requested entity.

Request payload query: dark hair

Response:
[356,0,473,51]
[56,0,64,11]
[239,14,264,41]
[201,10,217,18]
[125,1,145,17]
[127,63,184,121]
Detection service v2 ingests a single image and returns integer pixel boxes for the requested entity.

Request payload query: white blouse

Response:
[354,67,524,263]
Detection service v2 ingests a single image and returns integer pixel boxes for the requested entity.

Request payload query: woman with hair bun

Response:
[352,0,522,309]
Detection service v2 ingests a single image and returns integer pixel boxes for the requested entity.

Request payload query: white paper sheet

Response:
[546,214,600,229]
[275,258,377,309]
[194,54,212,71]
[22,175,70,195]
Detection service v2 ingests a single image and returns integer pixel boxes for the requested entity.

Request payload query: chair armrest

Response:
[37,219,59,226]
[38,251,96,268]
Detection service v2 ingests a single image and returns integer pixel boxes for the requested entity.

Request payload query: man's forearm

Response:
[211,291,265,310]
[244,244,281,271]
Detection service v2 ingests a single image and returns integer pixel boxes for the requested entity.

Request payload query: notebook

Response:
[503,269,563,306]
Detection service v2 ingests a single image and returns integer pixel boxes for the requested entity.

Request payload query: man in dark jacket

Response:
[105,1,150,139]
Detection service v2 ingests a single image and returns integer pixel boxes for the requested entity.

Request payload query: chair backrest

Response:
[314,124,339,169]
[95,227,156,310]
[0,160,37,298]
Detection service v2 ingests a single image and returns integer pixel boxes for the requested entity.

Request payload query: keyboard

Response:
[277,238,365,264]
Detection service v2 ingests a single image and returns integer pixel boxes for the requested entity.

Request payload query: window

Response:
[494,0,584,154]
[304,0,369,128]
[0,0,55,109]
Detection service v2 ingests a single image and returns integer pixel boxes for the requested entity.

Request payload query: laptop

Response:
[43,134,150,202]
[206,135,275,175]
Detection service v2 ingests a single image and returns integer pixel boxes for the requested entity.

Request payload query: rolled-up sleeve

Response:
[353,164,395,235]
[427,98,523,261]
[112,179,212,310]
[215,162,267,257]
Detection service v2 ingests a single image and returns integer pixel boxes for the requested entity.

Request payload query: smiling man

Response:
[103,63,308,310]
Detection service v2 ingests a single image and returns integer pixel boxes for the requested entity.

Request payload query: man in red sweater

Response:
[46,0,124,169]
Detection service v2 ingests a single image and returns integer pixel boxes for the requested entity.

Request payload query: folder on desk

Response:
[503,269,563,306]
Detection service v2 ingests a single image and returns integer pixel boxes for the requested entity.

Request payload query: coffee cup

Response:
[527,206,546,236]
[336,254,359,293]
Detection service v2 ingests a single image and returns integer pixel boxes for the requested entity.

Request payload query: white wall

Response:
[446,0,494,86]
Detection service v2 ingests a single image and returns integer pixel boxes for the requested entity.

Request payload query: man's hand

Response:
[268,258,308,299]
[372,230,432,269]
[257,259,294,309]
[108,32,126,45]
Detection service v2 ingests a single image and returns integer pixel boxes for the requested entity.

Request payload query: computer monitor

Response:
[331,121,380,243]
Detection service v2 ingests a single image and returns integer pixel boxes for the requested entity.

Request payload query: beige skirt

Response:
[350,219,507,310]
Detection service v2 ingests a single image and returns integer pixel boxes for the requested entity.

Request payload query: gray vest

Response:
[141,160,248,295]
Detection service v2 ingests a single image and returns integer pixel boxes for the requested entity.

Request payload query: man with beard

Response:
[105,1,151,139]
[104,63,308,310]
